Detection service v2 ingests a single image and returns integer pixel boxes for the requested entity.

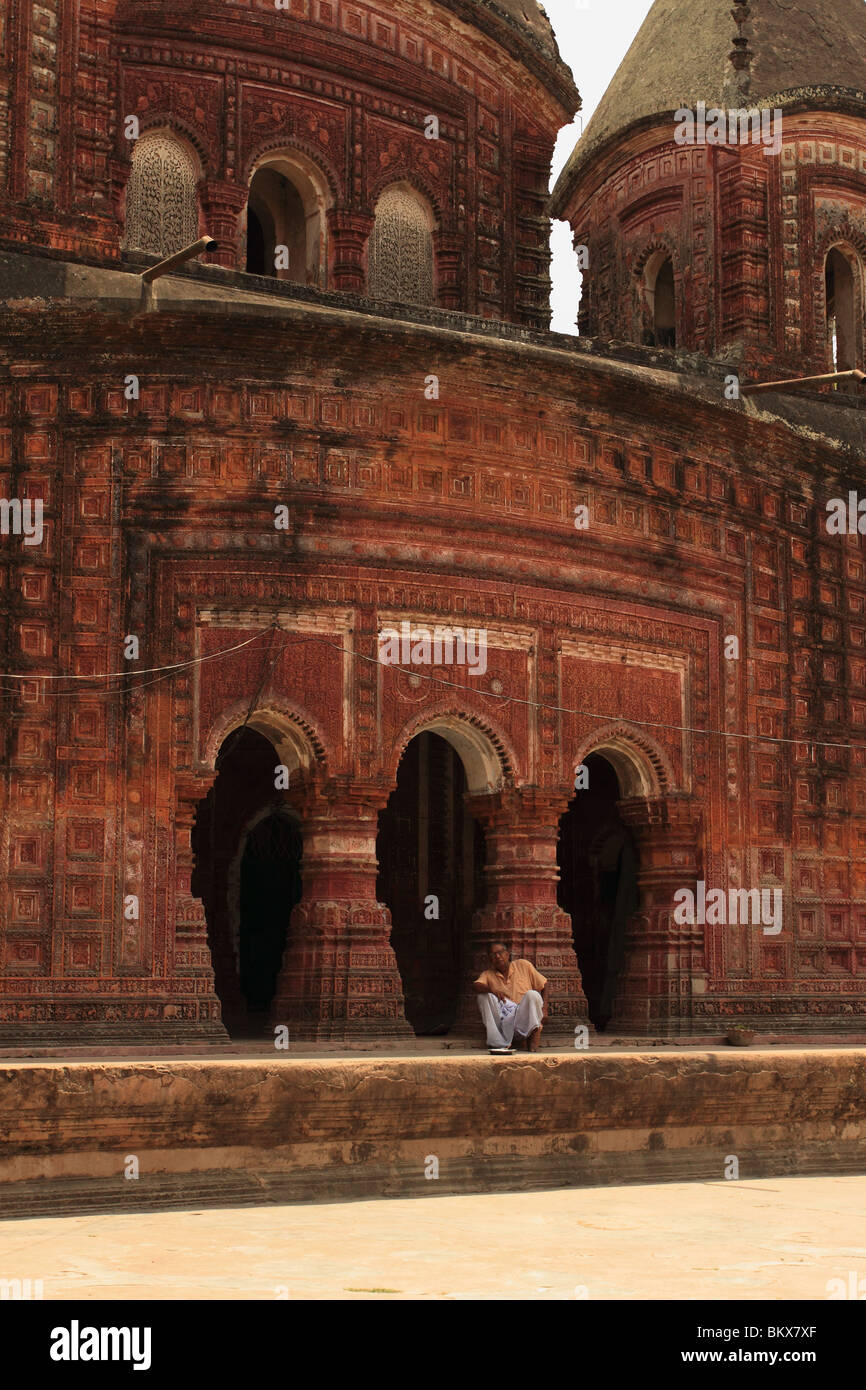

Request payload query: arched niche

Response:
[202,700,327,780]
[367,183,435,306]
[193,727,305,1035]
[391,711,512,795]
[825,244,861,372]
[122,129,201,257]
[376,729,486,1035]
[572,721,675,800]
[643,249,677,348]
[245,150,330,285]
[557,750,639,1029]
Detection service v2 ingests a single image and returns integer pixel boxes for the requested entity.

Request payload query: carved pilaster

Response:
[173,778,225,1033]
[461,788,589,1036]
[109,156,131,238]
[433,231,463,310]
[614,795,706,1035]
[271,779,413,1040]
[327,210,373,293]
[198,180,248,268]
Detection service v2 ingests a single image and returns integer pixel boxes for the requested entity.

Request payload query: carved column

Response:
[197,180,248,268]
[271,780,413,1040]
[460,788,589,1037]
[327,210,374,293]
[109,156,130,238]
[613,795,706,1035]
[173,778,226,1036]
[190,786,246,1024]
[434,231,463,310]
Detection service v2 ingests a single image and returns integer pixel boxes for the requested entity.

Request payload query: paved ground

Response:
[1,1175,864,1300]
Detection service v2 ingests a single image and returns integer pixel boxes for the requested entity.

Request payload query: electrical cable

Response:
[0,620,860,756]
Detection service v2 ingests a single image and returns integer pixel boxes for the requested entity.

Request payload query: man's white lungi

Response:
[477,989,544,1049]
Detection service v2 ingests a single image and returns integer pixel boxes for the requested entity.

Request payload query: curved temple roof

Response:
[551,0,866,210]
[468,0,561,62]
[439,0,577,104]
[114,0,577,108]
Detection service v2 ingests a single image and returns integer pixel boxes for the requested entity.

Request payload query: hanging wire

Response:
[0,621,856,755]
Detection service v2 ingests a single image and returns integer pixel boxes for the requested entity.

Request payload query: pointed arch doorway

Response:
[193,726,303,1036]
[557,751,639,1030]
[376,730,485,1035]
[825,245,859,374]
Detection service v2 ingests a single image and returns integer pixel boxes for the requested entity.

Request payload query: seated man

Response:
[472,941,548,1053]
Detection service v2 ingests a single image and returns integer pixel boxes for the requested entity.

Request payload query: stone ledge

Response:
[2,1050,864,1214]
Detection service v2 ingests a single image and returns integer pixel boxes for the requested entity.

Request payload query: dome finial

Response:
[728,1,753,96]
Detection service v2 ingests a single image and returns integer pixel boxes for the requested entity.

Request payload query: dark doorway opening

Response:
[377,731,484,1034]
[557,752,639,1029]
[239,813,302,1018]
[653,258,677,348]
[246,207,266,275]
[245,168,309,282]
[825,247,857,374]
[193,726,302,1036]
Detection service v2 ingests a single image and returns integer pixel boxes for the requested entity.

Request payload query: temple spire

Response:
[727,1,753,98]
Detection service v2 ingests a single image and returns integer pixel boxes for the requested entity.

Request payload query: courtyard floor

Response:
[1,1174,864,1300]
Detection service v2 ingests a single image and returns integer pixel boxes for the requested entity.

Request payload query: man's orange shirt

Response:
[474,958,547,1004]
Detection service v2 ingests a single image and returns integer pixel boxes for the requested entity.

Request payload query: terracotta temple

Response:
[0,0,865,1043]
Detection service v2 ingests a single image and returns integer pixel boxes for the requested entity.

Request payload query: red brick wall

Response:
[2,292,866,1037]
[557,111,866,379]
[0,0,575,326]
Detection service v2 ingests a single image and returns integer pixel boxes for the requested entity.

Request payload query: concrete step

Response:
[2,1049,865,1216]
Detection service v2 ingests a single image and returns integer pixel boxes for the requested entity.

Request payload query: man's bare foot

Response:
[527,1026,542,1053]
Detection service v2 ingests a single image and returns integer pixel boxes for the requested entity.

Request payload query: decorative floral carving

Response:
[123,133,199,256]
[367,185,434,306]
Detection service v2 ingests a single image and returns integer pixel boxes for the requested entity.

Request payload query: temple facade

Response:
[1,0,865,1044]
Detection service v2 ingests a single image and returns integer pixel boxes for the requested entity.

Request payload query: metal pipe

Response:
[742,368,866,396]
[140,235,218,284]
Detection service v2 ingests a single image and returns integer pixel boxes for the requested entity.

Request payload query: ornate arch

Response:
[121,128,202,256]
[571,721,676,799]
[631,236,679,281]
[244,144,335,284]
[123,115,213,178]
[202,698,329,778]
[387,704,517,794]
[367,181,436,305]
[366,168,444,227]
[813,222,865,368]
[243,138,341,206]
[629,237,680,347]
[815,219,866,269]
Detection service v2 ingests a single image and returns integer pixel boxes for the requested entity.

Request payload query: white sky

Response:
[544,0,655,332]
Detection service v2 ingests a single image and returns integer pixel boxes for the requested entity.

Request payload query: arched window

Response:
[643,251,676,348]
[245,155,327,285]
[367,185,434,306]
[825,246,858,371]
[122,132,199,257]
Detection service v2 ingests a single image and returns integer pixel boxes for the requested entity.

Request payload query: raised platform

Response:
[2,1047,866,1217]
